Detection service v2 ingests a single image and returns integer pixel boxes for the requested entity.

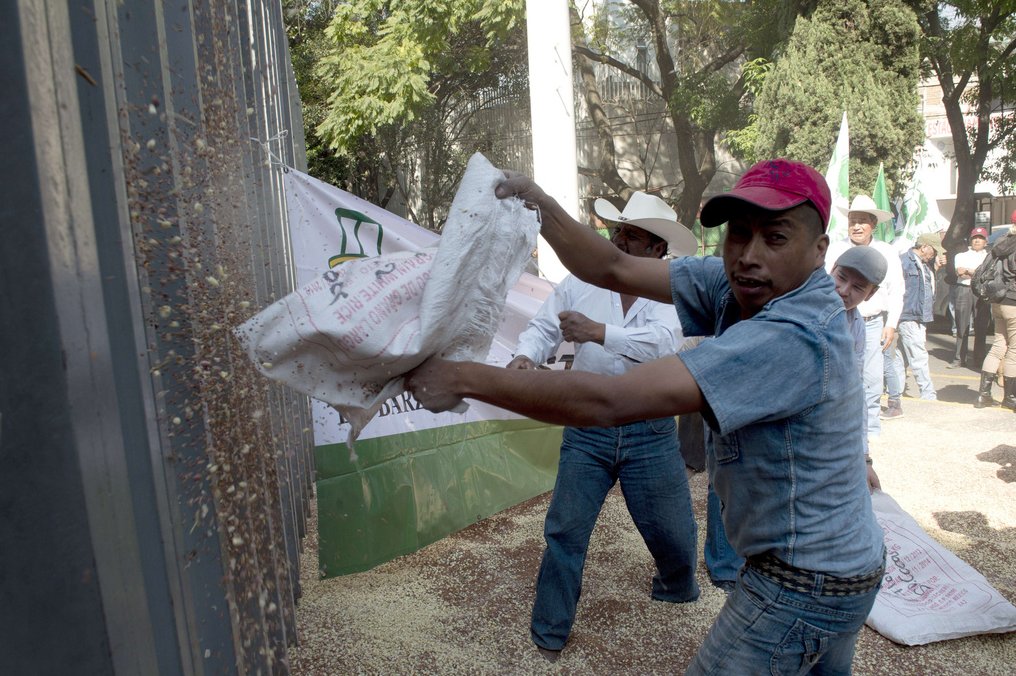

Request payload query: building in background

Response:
[917,78,1015,234]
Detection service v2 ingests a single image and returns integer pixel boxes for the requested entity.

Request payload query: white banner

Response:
[282,169,555,446]
[825,111,850,241]
[896,150,951,252]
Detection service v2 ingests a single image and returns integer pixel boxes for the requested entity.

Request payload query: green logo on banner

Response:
[328,207,383,268]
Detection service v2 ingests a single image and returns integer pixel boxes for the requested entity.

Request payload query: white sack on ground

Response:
[866,490,1016,645]
[234,153,540,441]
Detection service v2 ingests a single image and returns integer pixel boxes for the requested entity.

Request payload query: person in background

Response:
[676,338,742,594]
[892,234,943,402]
[826,196,905,428]
[508,191,700,658]
[950,226,990,368]
[408,159,886,674]
[830,246,886,491]
[975,214,1016,411]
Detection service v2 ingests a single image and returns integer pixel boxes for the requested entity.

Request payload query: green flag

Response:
[871,163,894,243]
[824,112,849,241]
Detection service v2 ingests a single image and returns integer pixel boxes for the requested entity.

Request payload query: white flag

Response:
[825,111,850,241]
[897,150,950,252]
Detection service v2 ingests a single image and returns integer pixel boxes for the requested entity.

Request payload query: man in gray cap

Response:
[831,245,888,490]
[826,195,905,433]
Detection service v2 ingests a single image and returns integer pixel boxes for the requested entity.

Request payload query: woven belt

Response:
[746,553,885,597]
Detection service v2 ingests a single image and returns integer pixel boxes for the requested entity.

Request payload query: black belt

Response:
[746,552,885,597]
[862,311,886,321]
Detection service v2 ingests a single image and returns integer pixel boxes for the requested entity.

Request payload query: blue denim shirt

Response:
[900,250,934,323]
[670,257,883,576]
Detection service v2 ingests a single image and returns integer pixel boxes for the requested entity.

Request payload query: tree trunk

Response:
[570,5,632,202]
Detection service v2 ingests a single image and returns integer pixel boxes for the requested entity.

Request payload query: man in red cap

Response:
[407,159,884,673]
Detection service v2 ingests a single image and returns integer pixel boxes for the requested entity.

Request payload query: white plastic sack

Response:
[866,490,1016,645]
[234,153,540,441]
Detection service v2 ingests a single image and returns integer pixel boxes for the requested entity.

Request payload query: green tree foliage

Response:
[571,0,808,228]
[723,58,774,164]
[907,1,1016,251]
[286,0,528,230]
[752,0,925,198]
[285,0,347,189]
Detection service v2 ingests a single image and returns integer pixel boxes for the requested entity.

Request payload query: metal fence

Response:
[2,1,312,673]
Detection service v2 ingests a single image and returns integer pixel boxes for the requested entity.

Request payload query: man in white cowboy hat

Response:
[600,192,740,594]
[592,190,700,256]
[505,191,700,658]
[826,194,905,431]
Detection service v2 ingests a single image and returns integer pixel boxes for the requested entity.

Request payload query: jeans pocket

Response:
[646,416,676,435]
[770,617,836,676]
[713,432,739,464]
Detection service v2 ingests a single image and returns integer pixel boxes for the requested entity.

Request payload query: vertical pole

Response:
[525,0,579,283]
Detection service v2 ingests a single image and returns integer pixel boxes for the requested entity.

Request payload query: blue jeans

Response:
[862,315,884,436]
[686,565,881,675]
[882,333,903,401]
[705,483,743,585]
[894,320,937,399]
[531,419,699,650]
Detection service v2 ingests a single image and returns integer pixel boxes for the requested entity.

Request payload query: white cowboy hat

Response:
[839,194,892,224]
[593,191,698,256]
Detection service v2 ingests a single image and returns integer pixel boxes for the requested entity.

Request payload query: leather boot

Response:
[974,372,997,408]
[1003,377,1016,412]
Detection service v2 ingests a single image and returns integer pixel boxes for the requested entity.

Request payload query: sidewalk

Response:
[880,315,1012,432]
[892,316,994,405]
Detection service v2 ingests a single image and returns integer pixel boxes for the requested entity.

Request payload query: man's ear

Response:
[652,240,669,259]
[864,284,880,302]
[815,233,830,268]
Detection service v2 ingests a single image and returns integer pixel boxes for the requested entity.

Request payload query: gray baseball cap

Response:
[833,246,887,285]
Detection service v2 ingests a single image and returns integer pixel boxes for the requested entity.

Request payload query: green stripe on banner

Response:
[315,419,563,577]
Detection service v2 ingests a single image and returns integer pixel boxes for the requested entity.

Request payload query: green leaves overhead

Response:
[315,0,526,155]
[752,0,924,194]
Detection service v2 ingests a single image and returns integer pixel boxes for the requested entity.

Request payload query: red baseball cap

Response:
[700,159,831,229]
[970,226,989,239]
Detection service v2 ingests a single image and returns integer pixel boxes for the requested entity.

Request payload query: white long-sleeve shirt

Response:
[826,239,905,328]
[955,248,988,286]
[514,274,683,376]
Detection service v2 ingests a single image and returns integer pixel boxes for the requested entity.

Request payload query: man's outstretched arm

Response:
[495,175,672,305]
[406,354,704,427]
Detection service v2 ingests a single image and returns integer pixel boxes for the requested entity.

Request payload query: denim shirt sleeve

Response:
[668,256,728,336]
[678,317,828,436]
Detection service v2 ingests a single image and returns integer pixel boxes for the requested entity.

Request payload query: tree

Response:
[908,1,1016,252]
[570,0,806,227]
[305,0,529,231]
[284,0,347,188]
[751,0,925,199]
